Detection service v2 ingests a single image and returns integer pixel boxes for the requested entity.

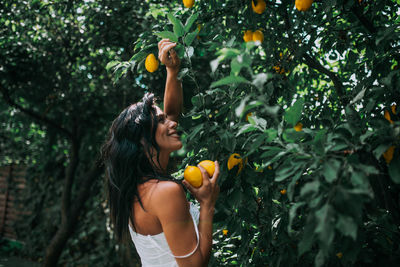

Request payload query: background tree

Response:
[0,0,168,266]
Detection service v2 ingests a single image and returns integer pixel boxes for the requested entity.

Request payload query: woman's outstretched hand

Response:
[183,161,220,208]
[158,39,180,73]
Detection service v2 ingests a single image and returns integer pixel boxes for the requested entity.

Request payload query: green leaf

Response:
[300,181,320,197]
[215,48,241,60]
[154,31,178,42]
[177,68,189,80]
[322,159,341,183]
[184,13,199,33]
[336,214,357,240]
[350,87,367,104]
[388,155,400,183]
[284,98,304,126]
[373,144,392,160]
[314,129,327,156]
[129,51,147,63]
[236,124,257,136]
[315,203,335,251]
[287,172,302,201]
[191,94,202,108]
[351,171,367,186]
[105,61,120,71]
[184,29,199,46]
[219,131,236,152]
[298,221,315,256]
[252,73,271,90]
[210,76,248,88]
[315,250,326,267]
[167,13,185,38]
[275,161,303,182]
[175,44,185,58]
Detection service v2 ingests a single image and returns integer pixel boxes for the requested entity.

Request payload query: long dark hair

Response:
[101,93,179,244]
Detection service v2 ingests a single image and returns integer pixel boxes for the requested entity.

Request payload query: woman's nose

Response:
[169,120,178,129]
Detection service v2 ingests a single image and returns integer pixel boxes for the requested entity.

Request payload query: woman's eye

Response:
[158,117,165,122]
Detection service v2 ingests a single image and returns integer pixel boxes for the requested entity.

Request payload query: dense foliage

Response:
[0,0,150,266]
[111,0,400,266]
[1,0,400,266]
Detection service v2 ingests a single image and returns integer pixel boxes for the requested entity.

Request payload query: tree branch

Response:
[350,3,377,34]
[0,85,73,139]
[302,53,348,105]
[70,157,104,220]
[61,137,80,222]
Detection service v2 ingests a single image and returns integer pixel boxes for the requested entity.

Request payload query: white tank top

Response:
[129,202,200,267]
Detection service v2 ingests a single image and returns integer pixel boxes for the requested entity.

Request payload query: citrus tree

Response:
[110,0,400,266]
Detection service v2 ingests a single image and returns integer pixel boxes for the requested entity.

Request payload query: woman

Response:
[101,39,220,267]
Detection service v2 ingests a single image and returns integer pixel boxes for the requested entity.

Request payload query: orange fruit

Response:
[273,65,286,74]
[252,30,264,43]
[336,252,343,259]
[184,166,202,188]
[145,53,159,73]
[227,153,246,174]
[251,0,266,14]
[243,30,253,42]
[198,160,215,177]
[384,110,394,124]
[246,112,252,121]
[295,0,313,11]
[280,189,287,195]
[383,146,395,164]
[294,122,303,132]
[183,0,195,8]
[222,229,228,235]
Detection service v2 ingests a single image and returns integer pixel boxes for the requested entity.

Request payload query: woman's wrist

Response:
[166,66,180,76]
[199,202,215,213]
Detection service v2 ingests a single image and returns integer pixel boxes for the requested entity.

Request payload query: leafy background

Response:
[1,0,400,266]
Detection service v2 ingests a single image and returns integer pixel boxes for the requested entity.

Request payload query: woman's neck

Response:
[151,150,171,174]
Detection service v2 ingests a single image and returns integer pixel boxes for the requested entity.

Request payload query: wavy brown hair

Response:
[101,93,179,244]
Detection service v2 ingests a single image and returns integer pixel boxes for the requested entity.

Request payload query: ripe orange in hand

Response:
[198,160,215,177]
[184,166,202,188]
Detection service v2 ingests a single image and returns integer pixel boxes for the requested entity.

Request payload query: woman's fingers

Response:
[159,43,177,62]
[157,39,170,51]
[197,165,210,185]
[211,161,220,184]
[182,180,196,194]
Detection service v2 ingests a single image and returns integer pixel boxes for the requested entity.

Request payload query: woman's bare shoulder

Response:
[151,181,188,214]
[153,180,185,199]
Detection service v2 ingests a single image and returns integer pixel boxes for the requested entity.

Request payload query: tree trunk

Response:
[43,157,104,267]
[43,221,73,267]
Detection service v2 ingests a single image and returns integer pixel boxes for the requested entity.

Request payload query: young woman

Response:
[101,39,220,267]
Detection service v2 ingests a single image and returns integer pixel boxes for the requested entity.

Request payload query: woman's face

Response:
[153,106,182,152]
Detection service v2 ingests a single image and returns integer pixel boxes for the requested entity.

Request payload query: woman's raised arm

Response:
[158,39,182,122]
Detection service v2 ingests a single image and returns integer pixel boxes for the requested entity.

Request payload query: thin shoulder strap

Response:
[147,213,200,259]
